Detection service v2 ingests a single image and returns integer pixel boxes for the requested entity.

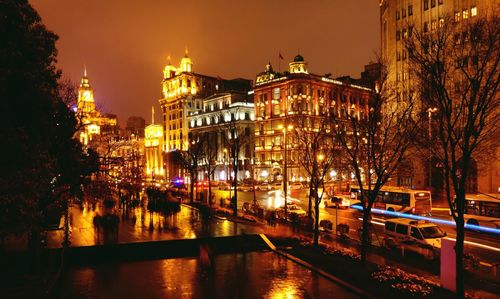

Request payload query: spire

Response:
[84,64,87,77]
[167,55,171,65]
[184,46,189,57]
[151,106,155,124]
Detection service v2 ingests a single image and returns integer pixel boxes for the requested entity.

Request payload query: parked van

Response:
[383,218,446,259]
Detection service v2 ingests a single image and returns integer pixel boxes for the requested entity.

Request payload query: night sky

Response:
[30,0,380,125]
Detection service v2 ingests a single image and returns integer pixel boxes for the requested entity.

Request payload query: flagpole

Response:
[278,52,281,73]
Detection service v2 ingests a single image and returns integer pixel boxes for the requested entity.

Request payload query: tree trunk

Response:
[308,179,313,217]
[207,172,212,207]
[313,194,320,247]
[233,151,238,217]
[360,206,372,263]
[190,171,195,204]
[455,216,465,299]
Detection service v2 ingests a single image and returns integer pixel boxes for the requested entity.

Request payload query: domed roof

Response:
[293,54,304,62]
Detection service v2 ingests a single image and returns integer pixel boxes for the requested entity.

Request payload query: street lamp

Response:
[427,107,437,188]
[279,123,294,217]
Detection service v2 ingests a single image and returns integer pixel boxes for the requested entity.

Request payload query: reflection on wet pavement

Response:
[47,203,292,248]
[61,251,361,299]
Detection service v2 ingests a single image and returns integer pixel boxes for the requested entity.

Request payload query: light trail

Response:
[350,205,500,236]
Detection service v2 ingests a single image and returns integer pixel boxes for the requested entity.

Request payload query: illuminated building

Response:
[76,68,118,146]
[158,51,222,179]
[253,55,372,183]
[380,0,499,195]
[144,107,165,180]
[158,50,221,153]
[187,86,254,181]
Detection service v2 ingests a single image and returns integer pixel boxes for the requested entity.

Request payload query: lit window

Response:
[455,12,461,22]
[463,9,468,19]
[439,18,444,27]
[471,6,477,17]
[431,20,437,30]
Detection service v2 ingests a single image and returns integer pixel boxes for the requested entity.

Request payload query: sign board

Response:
[440,238,456,292]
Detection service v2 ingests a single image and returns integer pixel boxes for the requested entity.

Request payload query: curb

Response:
[259,234,377,299]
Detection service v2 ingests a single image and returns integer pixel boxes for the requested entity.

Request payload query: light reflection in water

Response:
[62,252,361,299]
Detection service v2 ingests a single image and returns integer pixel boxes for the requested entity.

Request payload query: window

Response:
[408,5,413,16]
[396,51,401,61]
[438,0,443,5]
[424,0,429,10]
[402,8,406,18]
[402,28,407,39]
[439,18,444,27]
[385,222,396,232]
[396,30,401,41]
[431,0,435,8]
[455,11,461,22]
[410,227,423,240]
[273,87,280,100]
[463,9,468,19]
[396,10,400,20]
[423,22,429,32]
[471,6,477,17]
[431,20,437,30]
[396,224,408,235]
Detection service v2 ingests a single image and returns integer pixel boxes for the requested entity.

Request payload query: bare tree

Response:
[171,140,203,204]
[406,13,500,297]
[330,64,419,263]
[218,108,252,216]
[291,115,337,247]
[198,131,219,206]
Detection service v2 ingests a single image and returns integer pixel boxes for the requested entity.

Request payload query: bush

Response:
[371,266,438,297]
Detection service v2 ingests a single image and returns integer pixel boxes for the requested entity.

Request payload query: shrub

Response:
[371,266,438,297]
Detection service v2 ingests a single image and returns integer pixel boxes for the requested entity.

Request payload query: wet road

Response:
[60,251,361,299]
[215,189,500,264]
[47,202,294,248]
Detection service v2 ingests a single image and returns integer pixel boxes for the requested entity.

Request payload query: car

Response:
[255,183,271,191]
[324,195,357,209]
[289,182,303,190]
[271,182,283,190]
[275,204,306,219]
[237,184,254,192]
[284,204,307,216]
[383,218,446,259]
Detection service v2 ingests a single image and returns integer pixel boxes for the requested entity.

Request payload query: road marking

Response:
[357,218,384,226]
[480,261,492,267]
[446,237,500,252]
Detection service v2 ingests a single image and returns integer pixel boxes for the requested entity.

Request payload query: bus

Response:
[350,186,432,216]
[462,193,500,228]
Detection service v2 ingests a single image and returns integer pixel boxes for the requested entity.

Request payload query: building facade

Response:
[187,90,254,182]
[76,69,117,147]
[253,55,372,183]
[380,0,499,195]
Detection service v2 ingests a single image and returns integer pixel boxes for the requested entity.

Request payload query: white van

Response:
[383,218,446,259]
